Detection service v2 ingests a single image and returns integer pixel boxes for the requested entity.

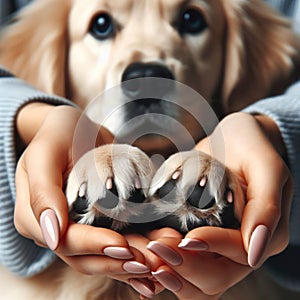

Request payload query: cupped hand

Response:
[14,104,148,277]
[145,112,293,299]
[145,228,249,299]
[196,112,293,267]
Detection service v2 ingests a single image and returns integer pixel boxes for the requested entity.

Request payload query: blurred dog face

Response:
[68,0,225,107]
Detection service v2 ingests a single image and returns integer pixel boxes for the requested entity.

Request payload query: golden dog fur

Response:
[1,0,300,299]
[1,0,299,113]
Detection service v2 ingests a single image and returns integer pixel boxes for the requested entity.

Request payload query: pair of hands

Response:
[14,103,292,299]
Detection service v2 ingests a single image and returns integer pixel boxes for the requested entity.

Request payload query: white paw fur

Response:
[66,144,154,230]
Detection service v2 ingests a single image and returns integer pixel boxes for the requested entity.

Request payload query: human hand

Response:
[146,228,248,299]
[145,112,292,299]
[14,103,150,277]
[195,112,292,268]
[13,103,173,291]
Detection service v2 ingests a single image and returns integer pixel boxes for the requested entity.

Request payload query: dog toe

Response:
[157,179,177,201]
[186,181,215,209]
[149,150,243,232]
[96,179,119,209]
[66,144,153,230]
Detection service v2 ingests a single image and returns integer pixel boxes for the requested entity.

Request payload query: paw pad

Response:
[96,178,119,209]
[186,180,215,209]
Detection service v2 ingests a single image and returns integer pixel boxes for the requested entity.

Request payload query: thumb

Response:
[241,157,291,268]
[35,186,69,251]
[23,146,70,250]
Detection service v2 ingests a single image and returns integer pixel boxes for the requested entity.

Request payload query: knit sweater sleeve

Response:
[0,67,78,277]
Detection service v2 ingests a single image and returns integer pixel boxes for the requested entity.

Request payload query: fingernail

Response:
[123,261,150,274]
[152,270,182,292]
[129,278,155,299]
[40,209,59,251]
[178,238,208,251]
[248,225,270,268]
[103,247,134,259]
[147,241,183,266]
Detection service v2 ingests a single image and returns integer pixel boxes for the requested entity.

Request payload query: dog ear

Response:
[0,0,70,97]
[221,0,300,113]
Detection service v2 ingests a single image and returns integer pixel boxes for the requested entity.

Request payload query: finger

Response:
[147,237,251,295]
[179,227,247,265]
[56,223,132,257]
[270,176,293,254]
[22,144,70,248]
[60,255,128,275]
[59,255,145,277]
[241,157,291,267]
[128,278,162,299]
[125,233,164,270]
[15,160,45,245]
[152,265,218,300]
[56,227,154,277]
[59,246,151,277]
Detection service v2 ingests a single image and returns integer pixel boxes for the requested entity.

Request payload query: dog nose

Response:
[121,62,174,99]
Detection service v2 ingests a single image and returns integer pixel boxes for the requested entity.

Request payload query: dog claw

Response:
[78,182,87,198]
[106,177,113,190]
[134,177,141,189]
[226,189,234,203]
[172,170,181,180]
[199,177,207,187]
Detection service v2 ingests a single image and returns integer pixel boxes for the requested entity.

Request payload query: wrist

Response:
[254,114,286,158]
[16,102,57,144]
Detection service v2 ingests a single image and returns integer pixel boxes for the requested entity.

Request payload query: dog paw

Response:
[66,144,154,231]
[148,150,244,233]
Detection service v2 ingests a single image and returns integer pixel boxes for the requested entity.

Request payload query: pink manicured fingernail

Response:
[248,225,270,268]
[103,247,134,259]
[123,261,150,274]
[129,278,155,299]
[40,209,59,251]
[152,270,182,292]
[147,241,183,266]
[178,238,208,251]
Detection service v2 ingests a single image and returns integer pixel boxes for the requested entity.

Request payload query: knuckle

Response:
[29,184,47,209]
[266,203,281,222]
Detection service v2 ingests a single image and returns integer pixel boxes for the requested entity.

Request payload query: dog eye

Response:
[89,13,114,40]
[179,8,207,35]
